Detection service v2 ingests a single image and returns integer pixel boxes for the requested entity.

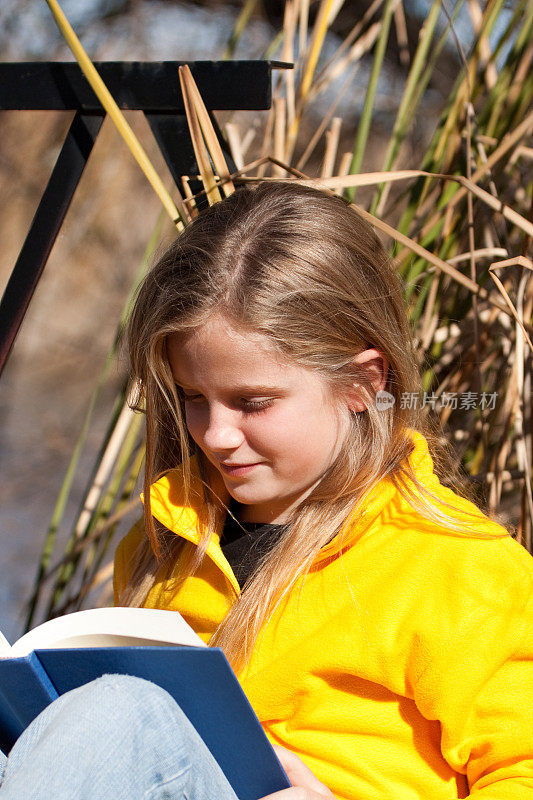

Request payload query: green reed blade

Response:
[344,0,395,203]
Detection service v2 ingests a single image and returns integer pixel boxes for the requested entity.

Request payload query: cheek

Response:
[182,406,205,442]
[251,405,313,452]
[288,404,346,459]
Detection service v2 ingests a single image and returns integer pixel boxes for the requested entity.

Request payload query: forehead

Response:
[166,315,319,391]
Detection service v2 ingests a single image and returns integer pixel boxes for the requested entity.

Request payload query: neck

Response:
[229,499,278,526]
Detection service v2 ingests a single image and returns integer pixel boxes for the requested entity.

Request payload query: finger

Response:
[260,788,333,800]
[271,747,335,798]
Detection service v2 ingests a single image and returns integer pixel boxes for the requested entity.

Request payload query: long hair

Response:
[119,181,508,673]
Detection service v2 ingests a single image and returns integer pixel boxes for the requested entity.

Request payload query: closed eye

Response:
[241,398,274,413]
[176,387,274,414]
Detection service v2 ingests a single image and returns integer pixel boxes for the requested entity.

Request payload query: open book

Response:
[0,607,289,800]
[0,606,206,656]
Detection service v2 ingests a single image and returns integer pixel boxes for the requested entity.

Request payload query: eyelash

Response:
[177,390,274,414]
[241,399,273,413]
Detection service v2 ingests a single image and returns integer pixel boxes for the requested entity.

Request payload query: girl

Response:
[2,181,532,799]
[112,181,533,799]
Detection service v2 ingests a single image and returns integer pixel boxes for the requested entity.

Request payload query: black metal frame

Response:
[0,60,291,375]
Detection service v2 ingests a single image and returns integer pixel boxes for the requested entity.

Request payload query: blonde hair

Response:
[120,181,508,673]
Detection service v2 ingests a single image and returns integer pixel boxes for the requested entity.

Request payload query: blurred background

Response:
[1,0,531,641]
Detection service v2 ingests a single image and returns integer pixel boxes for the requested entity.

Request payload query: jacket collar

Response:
[142,457,242,593]
[313,428,434,561]
[144,429,435,563]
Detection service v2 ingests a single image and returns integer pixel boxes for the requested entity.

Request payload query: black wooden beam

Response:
[0,112,104,376]
[0,61,292,112]
[0,59,289,376]
[145,114,200,187]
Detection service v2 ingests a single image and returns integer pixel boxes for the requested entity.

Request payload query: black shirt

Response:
[220,499,286,589]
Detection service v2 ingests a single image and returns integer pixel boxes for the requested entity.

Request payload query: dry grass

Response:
[15,0,533,627]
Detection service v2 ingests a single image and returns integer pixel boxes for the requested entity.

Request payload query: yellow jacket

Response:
[114,431,533,799]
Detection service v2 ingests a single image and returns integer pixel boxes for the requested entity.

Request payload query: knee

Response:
[79,673,172,706]
[88,673,169,699]
[65,674,177,728]
[71,675,194,768]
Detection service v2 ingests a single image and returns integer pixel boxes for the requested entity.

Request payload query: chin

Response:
[228,486,269,504]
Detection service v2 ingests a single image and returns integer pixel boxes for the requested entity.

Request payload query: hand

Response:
[260,745,336,800]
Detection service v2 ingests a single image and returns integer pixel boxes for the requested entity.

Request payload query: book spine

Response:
[0,653,59,753]
[0,685,25,756]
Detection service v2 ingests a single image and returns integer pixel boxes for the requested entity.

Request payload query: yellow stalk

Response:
[299,0,333,101]
[295,169,533,239]
[225,123,246,171]
[296,63,359,171]
[178,67,222,206]
[181,177,199,220]
[447,248,508,265]
[489,257,533,352]
[394,0,410,68]
[44,0,185,229]
[228,161,524,323]
[467,0,497,88]
[314,0,385,87]
[288,0,336,151]
[395,108,533,265]
[350,205,492,306]
[310,22,381,98]
[298,0,310,64]
[282,0,298,137]
[180,65,235,198]
[334,152,352,195]
[222,0,260,60]
[257,106,275,178]
[321,117,342,177]
[274,97,287,177]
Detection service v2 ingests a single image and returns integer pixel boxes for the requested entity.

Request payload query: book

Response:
[0,607,290,800]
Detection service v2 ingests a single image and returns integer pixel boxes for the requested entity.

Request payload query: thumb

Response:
[272,746,335,798]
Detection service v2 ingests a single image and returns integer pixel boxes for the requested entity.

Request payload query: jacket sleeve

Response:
[113,517,145,605]
[409,536,533,798]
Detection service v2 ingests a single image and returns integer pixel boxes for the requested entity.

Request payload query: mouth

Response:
[219,462,263,477]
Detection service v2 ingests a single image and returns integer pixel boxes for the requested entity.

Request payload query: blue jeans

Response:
[0,674,241,799]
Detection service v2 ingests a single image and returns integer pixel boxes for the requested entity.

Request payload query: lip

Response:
[219,462,263,477]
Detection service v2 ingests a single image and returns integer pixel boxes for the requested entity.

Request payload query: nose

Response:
[201,403,245,453]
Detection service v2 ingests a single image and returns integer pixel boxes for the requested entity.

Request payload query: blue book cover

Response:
[0,645,290,800]
[0,652,59,753]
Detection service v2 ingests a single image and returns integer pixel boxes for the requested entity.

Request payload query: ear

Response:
[346,348,390,413]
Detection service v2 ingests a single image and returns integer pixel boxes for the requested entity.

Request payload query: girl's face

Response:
[167,314,351,524]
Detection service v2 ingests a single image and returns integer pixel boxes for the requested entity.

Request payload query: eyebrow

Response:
[174,381,286,394]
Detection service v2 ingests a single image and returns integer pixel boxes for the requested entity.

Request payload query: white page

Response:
[0,631,12,657]
[2,607,206,658]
